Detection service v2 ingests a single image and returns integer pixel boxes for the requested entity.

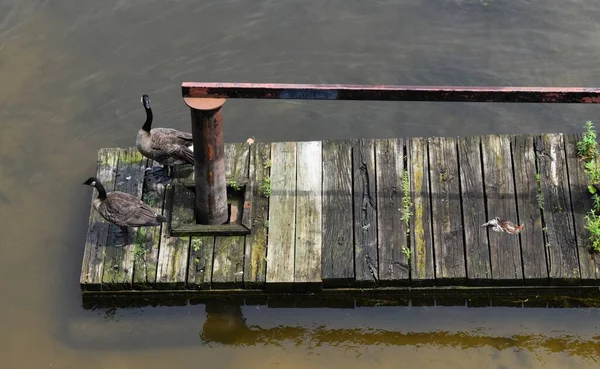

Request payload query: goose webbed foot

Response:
[116,226,130,246]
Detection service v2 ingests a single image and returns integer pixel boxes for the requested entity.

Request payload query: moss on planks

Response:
[101,148,145,290]
[80,148,119,290]
[244,143,271,289]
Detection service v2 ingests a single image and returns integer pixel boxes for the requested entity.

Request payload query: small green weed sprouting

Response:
[584,194,600,253]
[227,179,242,191]
[192,239,203,253]
[535,172,544,209]
[402,247,412,265]
[260,176,271,197]
[399,170,412,232]
[585,160,600,194]
[577,121,599,161]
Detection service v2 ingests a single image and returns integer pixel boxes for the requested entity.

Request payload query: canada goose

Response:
[83,176,167,243]
[136,94,195,168]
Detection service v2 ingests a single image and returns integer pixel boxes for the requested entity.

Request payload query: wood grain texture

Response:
[428,137,465,284]
[564,134,600,284]
[481,135,523,284]
[511,135,547,284]
[353,139,378,286]
[101,148,146,290]
[132,159,166,289]
[156,183,192,289]
[457,137,491,284]
[375,138,409,285]
[187,236,215,289]
[212,142,250,288]
[321,139,354,287]
[244,142,271,289]
[409,137,435,285]
[535,134,579,284]
[80,148,119,290]
[294,141,323,290]
[265,142,297,290]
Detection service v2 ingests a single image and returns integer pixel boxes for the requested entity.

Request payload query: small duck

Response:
[83,176,167,243]
[481,217,524,234]
[136,94,195,168]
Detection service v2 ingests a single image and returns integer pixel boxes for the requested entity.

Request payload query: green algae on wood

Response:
[265,141,297,290]
[409,137,434,285]
[212,142,250,288]
[132,159,166,289]
[244,142,271,289]
[157,183,192,289]
[80,148,119,291]
[101,148,146,290]
[187,236,215,289]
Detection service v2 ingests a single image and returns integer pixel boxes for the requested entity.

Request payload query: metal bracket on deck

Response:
[167,164,251,236]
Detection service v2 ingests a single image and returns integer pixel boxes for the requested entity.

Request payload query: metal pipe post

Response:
[184,97,229,225]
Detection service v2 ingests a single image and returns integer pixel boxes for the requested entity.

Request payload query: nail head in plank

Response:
[481,135,523,284]
[211,142,251,288]
[409,137,435,285]
[511,135,548,285]
[244,142,271,289]
[101,148,146,290]
[265,142,297,290]
[353,139,379,286]
[375,138,409,285]
[564,133,600,284]
[428,136,466,285]
[294,141,323,290]
[187,236,215,289]
[457,137,491,285]
[157,183,192,289]
[80,148,119,291]
[535,133,580,284]
[132,159,166,289]
[322,139,355,287]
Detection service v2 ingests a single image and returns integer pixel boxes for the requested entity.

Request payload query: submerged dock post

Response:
[184,97,229,225]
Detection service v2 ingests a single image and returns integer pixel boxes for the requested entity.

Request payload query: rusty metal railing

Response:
[181,82,600,225]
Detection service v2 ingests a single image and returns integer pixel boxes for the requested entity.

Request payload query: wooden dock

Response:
[80,133,600,306]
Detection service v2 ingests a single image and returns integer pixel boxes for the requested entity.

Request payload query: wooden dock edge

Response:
[81,286,600,309]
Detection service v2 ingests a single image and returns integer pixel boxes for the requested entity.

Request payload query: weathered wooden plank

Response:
[171,224,248,236]
[481,135,523,284]
[353,139,378,286]
[428,137,465,284]
[244,142,271,289]
[157,183,192,289]
[212,142,250,288]
[101,148,146,290]
[80,148,119,290]
[409,137,435,285]
[511,135,547,285]
[375,138,409,285]
[187,236,215,289]
[265,142,297,290]
[457,137,491,284]
[132,159,166,289]
[564,134,600,284]
[535,133,580,284]
[294,141,323,290]
[321,139,354,287]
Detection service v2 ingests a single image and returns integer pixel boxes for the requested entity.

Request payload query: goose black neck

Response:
[95,181,107,200]
[142,106,153,132]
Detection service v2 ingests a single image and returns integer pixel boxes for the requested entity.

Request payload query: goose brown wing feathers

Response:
[150,128,193,148]
[100,191,165,227]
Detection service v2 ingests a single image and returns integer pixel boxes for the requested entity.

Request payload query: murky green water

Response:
[1,0,599,367]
